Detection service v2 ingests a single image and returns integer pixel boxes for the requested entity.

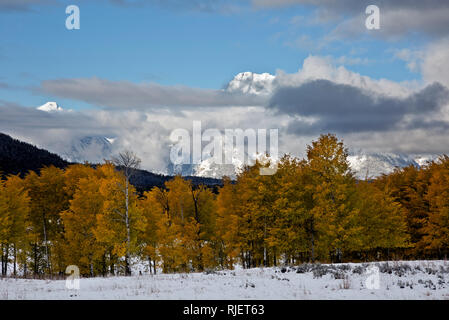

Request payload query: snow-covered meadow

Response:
[1,260,449,300]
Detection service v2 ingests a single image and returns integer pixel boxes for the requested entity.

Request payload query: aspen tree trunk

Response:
[42,213,50,274]
[191,190,203,271]
[310,218,316,263]
[33,243,38,275]
[263,216,267,267]
[112,150,141,276]
[102,254,107,277]
[311,232,315,263]
[3,244,9,276]
[1,243,3,276]
[13,244,16,277]
[124,176,132,276]
[110,262,115,276]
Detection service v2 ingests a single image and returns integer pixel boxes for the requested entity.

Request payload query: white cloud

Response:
[274,55,415,98]
[394,37,449,89]
[421,38,449,89]
[394,49,423,73]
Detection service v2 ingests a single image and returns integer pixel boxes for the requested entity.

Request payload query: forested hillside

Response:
[0,133,68,177]
[0,132,221,191]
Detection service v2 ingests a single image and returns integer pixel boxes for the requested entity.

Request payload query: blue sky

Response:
[0,0,426,110]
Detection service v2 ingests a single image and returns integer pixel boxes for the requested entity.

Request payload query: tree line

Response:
[0,134,448,277]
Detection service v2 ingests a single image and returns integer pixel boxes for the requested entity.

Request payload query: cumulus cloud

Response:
[261,55,449,154]
[274,55,415,98]
[394,38,449,89]
[420,38,449,89]
[269,80,449,134]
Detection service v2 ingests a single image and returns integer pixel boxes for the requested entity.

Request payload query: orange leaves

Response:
[421,156,449,253]
[138,176,217,272]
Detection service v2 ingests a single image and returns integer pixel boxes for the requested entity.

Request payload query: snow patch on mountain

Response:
[413,155,435,167]
[37,101,63,112]
[63,136,114,163]
[166,139,278,179]
[194,149,245,179]
[347,151,438,179]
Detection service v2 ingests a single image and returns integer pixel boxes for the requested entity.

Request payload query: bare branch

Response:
[113,208,125,219]
[111,150,141,179]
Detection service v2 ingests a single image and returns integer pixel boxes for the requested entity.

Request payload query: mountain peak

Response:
[37,101,63,112]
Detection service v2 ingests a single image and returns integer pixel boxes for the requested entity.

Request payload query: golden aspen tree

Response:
[24,166,68,275]
[182,217,204,270]
[214,177,240,269]
[142,185,185,273]
[188,184,216,271]
[355,181,409,259]
[156,213,187,272]
[270,155,311,263]
[64,164,97,199]
[306,134,359,262]
[139,188,165,274]
[61,173,105,276]
[423,156,449,258]
[165,176,194,226]
[163,177,194,271]
[0,175,31,276]
[0,178,9,275]
[95,165,146,275]
[4,175,30,276]
[374,165,430,255]
[234,161,273,268]
[111,151,142,276]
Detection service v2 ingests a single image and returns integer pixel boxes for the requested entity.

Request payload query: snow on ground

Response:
[1,260,449,300]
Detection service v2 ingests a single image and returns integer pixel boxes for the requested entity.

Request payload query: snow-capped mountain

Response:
[171,149,433,180]
[63,136,113,163]
[167,146,278,179]
[36,102,114,163]
[37,101,63,112]
[193,147,245,179]
[348,151,417,179]
[167,157,243,179]
[226,72,275,95]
